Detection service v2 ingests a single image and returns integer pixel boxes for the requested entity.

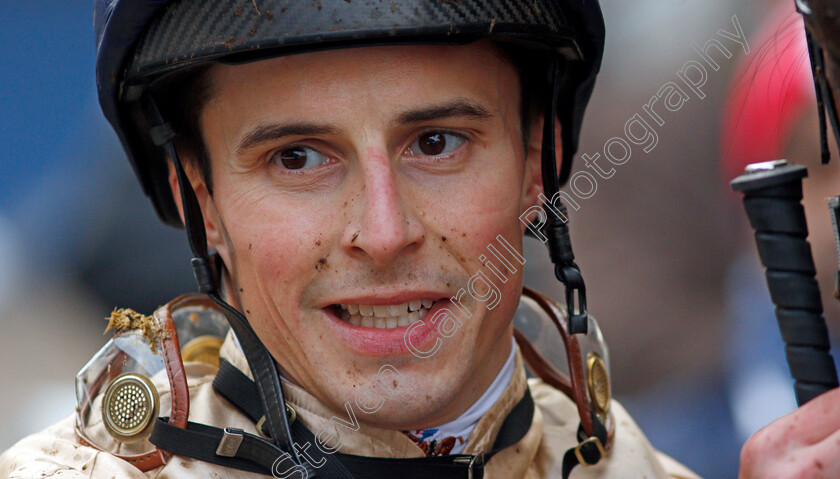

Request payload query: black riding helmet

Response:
[95,0,604,227]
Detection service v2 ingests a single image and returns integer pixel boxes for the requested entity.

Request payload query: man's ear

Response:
[521,114,562,219]
[167,160,227,257]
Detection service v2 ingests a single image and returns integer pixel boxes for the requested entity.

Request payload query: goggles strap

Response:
[142,94,307,469]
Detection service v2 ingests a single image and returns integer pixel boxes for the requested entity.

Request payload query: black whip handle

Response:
[731,162,839,405]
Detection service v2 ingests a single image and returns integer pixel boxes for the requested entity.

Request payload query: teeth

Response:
[336,299,437,329]
[340,301,435,319]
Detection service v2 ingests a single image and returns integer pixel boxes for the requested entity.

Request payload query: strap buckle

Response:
[255,416,270,440]
[556,264,589,335]
[257,414,271,441]
[255,402,296,440]
[453,454,484,479]
[216,427,244,457]
[574,436,606,467]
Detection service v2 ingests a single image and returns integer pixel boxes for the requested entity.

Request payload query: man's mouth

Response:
[332,299,437,329]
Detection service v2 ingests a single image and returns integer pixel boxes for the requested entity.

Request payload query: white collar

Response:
[406,337,517,455]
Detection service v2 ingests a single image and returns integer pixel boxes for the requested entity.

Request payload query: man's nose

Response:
[342,150,425,266]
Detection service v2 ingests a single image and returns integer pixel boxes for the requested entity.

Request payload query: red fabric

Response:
[720,3,815,182]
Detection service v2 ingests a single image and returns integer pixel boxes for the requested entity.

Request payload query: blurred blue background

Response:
[0,0,194,456]
[1,1,94,210]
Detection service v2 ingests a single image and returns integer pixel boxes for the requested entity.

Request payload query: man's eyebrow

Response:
[235,122,340,155]
[393,99,493,125]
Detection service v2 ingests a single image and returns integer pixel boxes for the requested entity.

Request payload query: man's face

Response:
[192,41,543,429]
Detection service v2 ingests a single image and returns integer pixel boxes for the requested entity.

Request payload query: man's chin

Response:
[352,393,458,431]
[314,366,466,431]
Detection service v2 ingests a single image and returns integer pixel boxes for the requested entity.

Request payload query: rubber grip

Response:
[731,163,839,405]
[776,309,833,348]
[754,233,816,274]
[743,197,809,234]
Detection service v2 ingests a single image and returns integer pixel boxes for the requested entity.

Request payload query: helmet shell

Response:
[95,0,604,226]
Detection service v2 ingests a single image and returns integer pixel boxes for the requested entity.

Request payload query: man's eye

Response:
[271,146,330,170]
[406,132,466,157]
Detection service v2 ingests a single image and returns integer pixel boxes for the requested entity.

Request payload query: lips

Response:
[335,299,435,328]
[323,297,448,356]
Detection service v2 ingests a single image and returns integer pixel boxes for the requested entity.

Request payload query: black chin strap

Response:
[538,56,606,477]
[143,94,310,473]
[540,56,589,336]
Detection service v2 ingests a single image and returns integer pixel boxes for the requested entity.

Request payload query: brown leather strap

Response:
[154,295,201,432]
[75,423,170,469]
[519,286,615,447]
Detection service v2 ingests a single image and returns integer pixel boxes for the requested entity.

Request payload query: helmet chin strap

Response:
[540,56,589,335]
[142,94,304,466]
